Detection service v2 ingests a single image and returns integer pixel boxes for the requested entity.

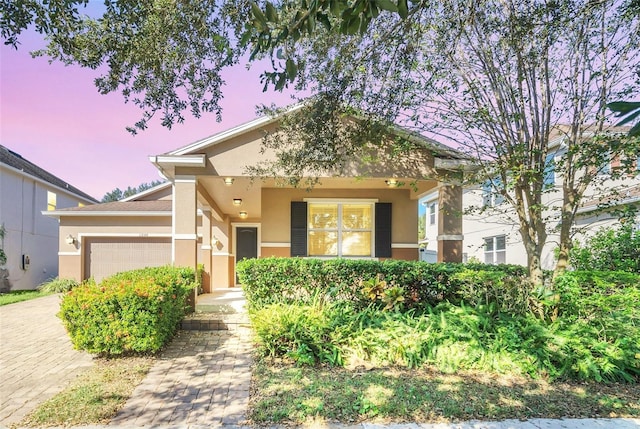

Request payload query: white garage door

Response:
[85,237,172,282]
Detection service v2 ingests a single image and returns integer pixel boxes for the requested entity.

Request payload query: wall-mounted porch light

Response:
[232,198,242,206]
[223,177,234,186]
[65,234,76,245]
[239,211,248,219]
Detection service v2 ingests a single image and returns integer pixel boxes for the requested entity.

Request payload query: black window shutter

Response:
[290,201,308,257]
[375,203,392,258]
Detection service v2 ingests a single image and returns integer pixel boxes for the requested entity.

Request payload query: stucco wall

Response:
[0,166,93,290]
[261,187,418,246]
[457,170,639,269]
[58,215,174,282]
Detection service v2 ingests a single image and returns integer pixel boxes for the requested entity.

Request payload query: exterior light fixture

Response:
[239,211,248,219]
[232,198,242,206]
[65,234,76,245]
[223,177,234,186]
[385,179,398,187]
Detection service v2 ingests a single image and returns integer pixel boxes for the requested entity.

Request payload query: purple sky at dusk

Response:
[0,32,299,201]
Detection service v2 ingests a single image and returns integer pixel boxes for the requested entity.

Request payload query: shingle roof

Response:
[0,145,98,203]
[53,200,172,213]
[580,184,640,211]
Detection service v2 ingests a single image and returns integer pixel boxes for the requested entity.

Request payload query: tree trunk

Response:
[525,244,544,286]
[519,221,546,286]
[554,201,575,278]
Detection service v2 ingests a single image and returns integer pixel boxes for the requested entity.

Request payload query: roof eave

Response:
[166,104,304,156]
[1,163,98,204]
[42,211,172,217]
[121,182,171,202]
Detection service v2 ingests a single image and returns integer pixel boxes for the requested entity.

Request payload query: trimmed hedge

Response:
[237,257,531,313]
[59,266,197,355]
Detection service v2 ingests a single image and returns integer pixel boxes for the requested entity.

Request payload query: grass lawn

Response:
[250,358,640,425]
[0,290,51,306]
[16,356,154,428]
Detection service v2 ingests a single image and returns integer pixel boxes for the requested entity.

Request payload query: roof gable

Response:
[121,182,172,202]
[1,145,98,203]
[164,104,468,161]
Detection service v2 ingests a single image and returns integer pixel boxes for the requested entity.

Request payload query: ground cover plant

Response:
[239,258,640,424]
[38,277,80,293]
[0,290,51,306]
[59,266,198,355]
[16,356,153,428]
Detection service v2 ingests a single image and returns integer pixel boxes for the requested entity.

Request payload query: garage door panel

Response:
[85,237,171,282]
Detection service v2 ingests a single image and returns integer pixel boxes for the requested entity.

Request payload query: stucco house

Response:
[45,111,470,293]
[0,145,98,291]
[421,127,640,268]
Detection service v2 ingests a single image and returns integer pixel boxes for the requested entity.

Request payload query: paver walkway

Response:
[0,294,94,426]
[109,323,253,427]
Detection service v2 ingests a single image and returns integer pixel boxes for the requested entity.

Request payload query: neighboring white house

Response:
[422,129,640,269]
[0,145,98,291]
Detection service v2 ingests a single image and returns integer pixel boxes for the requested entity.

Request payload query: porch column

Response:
[201,208,213,293]
[437,181,463,263]
[173,176,198,269]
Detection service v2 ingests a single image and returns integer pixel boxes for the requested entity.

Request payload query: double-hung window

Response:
[482,178,504,207]
[544,153,555,188]
[308,202,373,257]
[484,235,506,264]
[47,191,56,211]
[599,152,611,175]
[428,202,437,225]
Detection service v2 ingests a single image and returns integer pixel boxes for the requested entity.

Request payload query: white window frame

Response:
[598,151,611,175]
[484,235,506,264]
[544,153,556,187]
[47,191,56,211]
[428,201,437,226]
[304,198,377,258]
[482,178,505,207]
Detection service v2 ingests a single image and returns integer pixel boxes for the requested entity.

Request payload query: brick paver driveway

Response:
[0,294,94,426]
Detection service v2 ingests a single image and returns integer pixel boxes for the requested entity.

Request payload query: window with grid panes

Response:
[307,202,373,257]
[484,235,506,264]
[47,191,56,211]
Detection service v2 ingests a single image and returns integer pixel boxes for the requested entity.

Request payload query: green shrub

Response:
[252,297,639,381]
[549,271,640,381]
[570,223,640,273]
[38,277,79,293]
[248,266,639,381]
[251,302,342,365]
[237,257,530,313]
[451,268,538,317]
[59,266,197,356]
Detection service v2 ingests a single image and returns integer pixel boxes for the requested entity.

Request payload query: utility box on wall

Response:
[21,254,30,270]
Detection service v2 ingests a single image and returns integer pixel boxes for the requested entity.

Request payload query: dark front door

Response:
[236,227,257,283]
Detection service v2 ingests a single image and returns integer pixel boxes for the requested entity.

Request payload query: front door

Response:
[236,227,257,284]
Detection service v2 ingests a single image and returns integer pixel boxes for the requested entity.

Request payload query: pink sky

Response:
[0,33,299,201]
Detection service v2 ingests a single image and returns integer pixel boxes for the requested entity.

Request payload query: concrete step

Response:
[182,288,249,331]
[195,287,247,314]
[181,312,249,331]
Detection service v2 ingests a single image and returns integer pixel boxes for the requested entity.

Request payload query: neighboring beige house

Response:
[0,145,98,291]
[422,127,640,268]
[45,112,470,293]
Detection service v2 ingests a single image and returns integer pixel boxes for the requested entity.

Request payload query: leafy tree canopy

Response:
[3,0,639,284]
[1,0,249,133]
[101,180,165,202]
[248,0,640,283]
